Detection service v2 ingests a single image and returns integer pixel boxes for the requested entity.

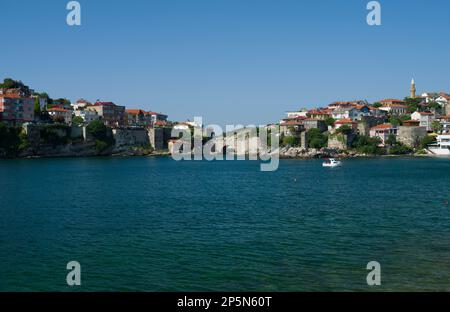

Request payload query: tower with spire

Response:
[410,78,416,99]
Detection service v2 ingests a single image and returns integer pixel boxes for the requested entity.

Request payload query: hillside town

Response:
[277,79,450,157]
[0,77,449,158]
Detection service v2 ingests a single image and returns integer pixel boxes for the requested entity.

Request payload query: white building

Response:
[331,107,369,121]
[379,104,408,116]
[286,110,308,119]
[47,107,72,124]
[74,109,99,123]
[427,134,450,155]
[411,111,435,132]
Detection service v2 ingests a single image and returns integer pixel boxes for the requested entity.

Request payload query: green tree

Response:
[352,135,383,155]
[389,143,413,155]
[324,117,336,127]
[385,133,396,147]
[419,135,436,149]
[282,135,299,147]
[336,124,353,135]
[389,114,410,126]
[86,120,114,152]
[34,97,41,116]
[307,128,328,148]
[372,102,382,108]
[404,97,422,113]
[431,120,443,134]
[86,120,108,140]
[72,116,84,126]
[428,101,441,111]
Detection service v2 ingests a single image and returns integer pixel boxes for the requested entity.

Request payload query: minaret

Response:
[410,78,416,99]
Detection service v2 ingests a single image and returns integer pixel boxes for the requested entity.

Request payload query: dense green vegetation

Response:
[282,135,299,147]
[72,116,84,126]
[40,124,70,147]
[351,135,383,155]
[0,122,28,157]
[86,120,114,152]
[335,124,353,135]
[324,117,336,127]
[307,128,328,148]
[404,97,423,113]
[389,114,410,126]
[419,135,436,150]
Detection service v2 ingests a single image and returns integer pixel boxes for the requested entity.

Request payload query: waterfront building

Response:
[88,102,126,127]
[427,134,450,155]
[47,107,72,124]
[411,111,435,132]
[144,111,168,125]
[0,92,34,126]
[125,109,147,127]
[438,115,450,134]
[369,123,398,146]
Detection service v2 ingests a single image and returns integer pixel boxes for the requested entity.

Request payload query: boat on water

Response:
[427,134,450,155]
[322,158,342,167]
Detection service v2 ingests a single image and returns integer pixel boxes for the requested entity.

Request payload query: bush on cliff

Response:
[40,124,69,147]
[86,120,114,153]
[351,135,383,155]
[0,122,29,157]
[307,128,328,148]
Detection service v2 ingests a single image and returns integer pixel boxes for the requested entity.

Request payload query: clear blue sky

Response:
[1,0,449,125]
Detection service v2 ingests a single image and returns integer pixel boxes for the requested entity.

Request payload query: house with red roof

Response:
[47,107,72,124]
[369,123,398,146]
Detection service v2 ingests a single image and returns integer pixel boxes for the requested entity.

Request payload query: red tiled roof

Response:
[439,93,450,100]
[308,109,331,115]
[370,123,394,130]
[154,120,167,126]
[334,118,356,125]
[48,107,71,113]
[126,109,143,114]
[383,104,408,108]
[379,98,405,103]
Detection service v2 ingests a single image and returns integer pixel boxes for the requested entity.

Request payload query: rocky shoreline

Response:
[279,147,368,159]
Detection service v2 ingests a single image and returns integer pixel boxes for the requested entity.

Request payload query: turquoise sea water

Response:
[0,157,449,291]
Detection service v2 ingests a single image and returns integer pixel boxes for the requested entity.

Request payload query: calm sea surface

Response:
[0,157,449,291]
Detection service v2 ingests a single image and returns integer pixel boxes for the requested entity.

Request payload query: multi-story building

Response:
[0,92,34,126]
[88,101,126,127]
[47,107,73,124]
[369,123,398,146]
[411,111,435,132]
[144,111,168,125]
[379,104,408,116]
[379,99,405,106]
[125,109,146,127]
[73,109,99,123]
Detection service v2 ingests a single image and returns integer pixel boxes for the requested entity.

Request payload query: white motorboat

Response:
[322,158,342,167]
